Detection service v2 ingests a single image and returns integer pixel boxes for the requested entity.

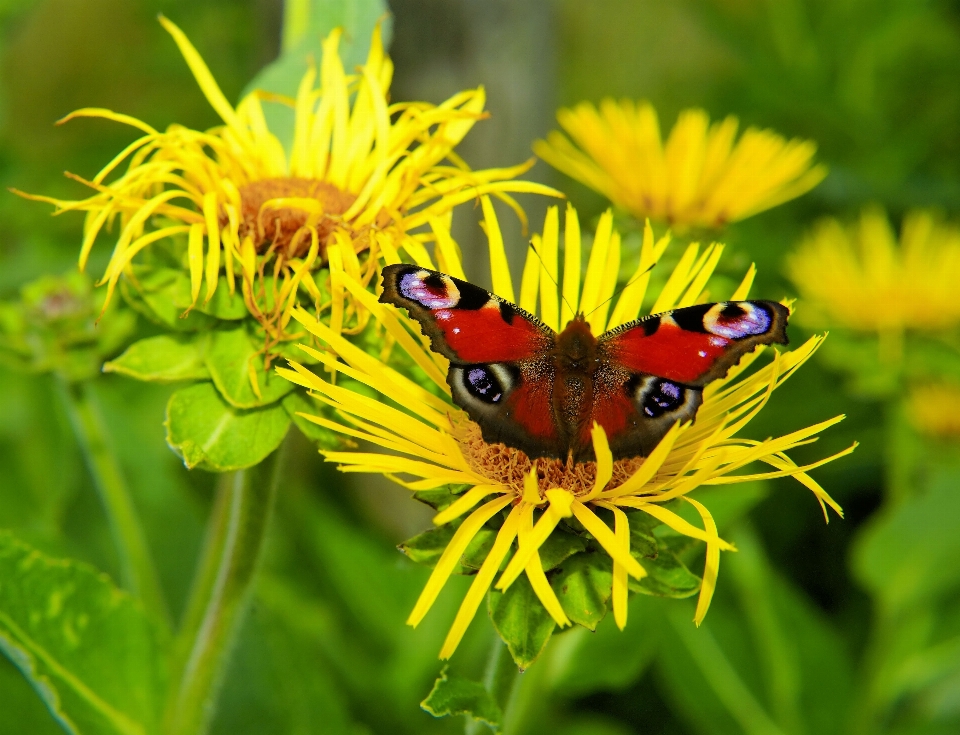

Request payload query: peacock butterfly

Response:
[379,264,789,462]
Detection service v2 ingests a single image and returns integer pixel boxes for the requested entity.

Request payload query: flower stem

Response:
[465,636,521,735]
[58,377,169,627]
[163,439,286,735]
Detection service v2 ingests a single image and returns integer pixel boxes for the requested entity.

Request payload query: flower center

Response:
[454,419,646,501]
[237,178,359,258]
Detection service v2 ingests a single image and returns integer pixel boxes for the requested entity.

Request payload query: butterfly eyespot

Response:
[465,366,505,403]
[399,271,460,309]
[704,302,772,339]
[633,377,687,418]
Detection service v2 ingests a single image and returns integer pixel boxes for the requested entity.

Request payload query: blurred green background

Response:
[2,1,960,733]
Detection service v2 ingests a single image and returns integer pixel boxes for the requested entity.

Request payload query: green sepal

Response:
[0,531,166,735]
[538,526,589,571]
[399,518,496,576]
[412,485,469,512]
[629,549,701,598]
[104,333,209,382]
[420,666,502,730]
[550,551,613,631]
[205,324,295,408]
[489,574,556,669]
[165,382,290,471]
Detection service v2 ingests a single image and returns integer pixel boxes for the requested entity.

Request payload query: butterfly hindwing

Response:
[379,264,563,459]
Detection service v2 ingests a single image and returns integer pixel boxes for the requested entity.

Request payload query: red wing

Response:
[585,300,789,459]
[380,264,563,459]
[599,300,789,386]
[379,264,554,364]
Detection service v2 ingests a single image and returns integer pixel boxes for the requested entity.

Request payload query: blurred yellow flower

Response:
[278,198,852,660]
[19,17,557,349]
[787,207,960,345]
[908,384,960,439]
[534,99,826,229]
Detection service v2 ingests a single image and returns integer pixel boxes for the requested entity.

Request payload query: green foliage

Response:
[204,325,295,409]
[165,382,290,471]
[0,532,166,735]
[105,335,210,383]
[421,666,503,730]
[489,575,556,671]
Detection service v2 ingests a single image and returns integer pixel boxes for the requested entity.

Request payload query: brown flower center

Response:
[236,178,359,258]
[454,419,646,501]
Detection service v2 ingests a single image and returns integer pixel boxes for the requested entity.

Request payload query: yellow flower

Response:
[534,99,826,229]
[787,207,960,349]
[279,197,853,659]
[18,17,558,349]
[908,383,960,439]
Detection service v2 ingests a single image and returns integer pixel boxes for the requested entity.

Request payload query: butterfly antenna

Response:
[584,260,658,320]
[527,240,577,317]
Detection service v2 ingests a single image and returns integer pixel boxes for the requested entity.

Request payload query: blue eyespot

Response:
[466,366,503,403]
[641,379,685,417]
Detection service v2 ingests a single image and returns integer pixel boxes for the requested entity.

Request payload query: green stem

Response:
[163,440,286,735]
[58,377,169,627]
[466,636,521,735]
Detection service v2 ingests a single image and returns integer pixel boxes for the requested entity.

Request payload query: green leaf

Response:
[551,552,612,631]
[630,550,701,599]
[120,269,218,333]
[398,523,459,568]
[165,382,290,471]
[281,392,343,447]
[192,278,248,321]
[205,325,295,408]
[420,666,502,729]
[0,532,165,735]
[104,334,209,382]
[399,520,496,576]
[245,0,391,151]
[853,466,960,611]
[411,485,470,512]
[489,574,556,669]
[538,528,589,572]
[0,655,63,735]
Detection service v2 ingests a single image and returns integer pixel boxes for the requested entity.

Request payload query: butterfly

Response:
[379,264,789,462]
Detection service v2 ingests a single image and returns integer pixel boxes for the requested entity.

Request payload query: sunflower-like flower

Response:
[534,99,826,229]
[18,17,558,351]
[279,198,852,660]
[787,207,960,345]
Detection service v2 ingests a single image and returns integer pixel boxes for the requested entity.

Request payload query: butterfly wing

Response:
[594,300,790,458]
[379,264,563,458]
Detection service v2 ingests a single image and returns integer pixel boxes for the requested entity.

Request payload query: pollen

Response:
[454,418,645,500]
[236,178,359,257]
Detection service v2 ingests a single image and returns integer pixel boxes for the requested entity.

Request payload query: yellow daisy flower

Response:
[908,384,960,439]
[279,197,853,660]
[787,207,960,355]
[534,99,826,229]
[18,17,558,350]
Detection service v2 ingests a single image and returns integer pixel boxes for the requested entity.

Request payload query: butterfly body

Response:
[380,264,789,462]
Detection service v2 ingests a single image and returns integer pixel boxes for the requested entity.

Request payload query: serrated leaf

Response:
[460,528,498,571]
[165,382,290,471]
[104,334,209,382]
[629,550,701,598]
[281,392,343,448]
[0,532,165,735]
[489,574,556,669]
[205,325,295,408]
[551,552,612,631]
[420,666,502,729]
